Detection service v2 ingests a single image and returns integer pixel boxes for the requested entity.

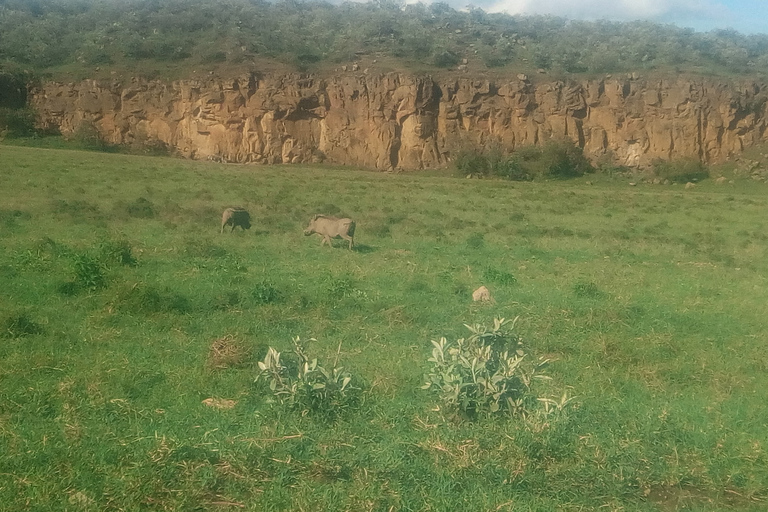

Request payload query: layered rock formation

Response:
[30,72,768,170]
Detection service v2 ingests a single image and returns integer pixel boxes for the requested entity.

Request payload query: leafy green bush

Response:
[652,158,709,183]
[433,49,460,68]
[70,121,117,152]
[422,318,552,419]
[483,266,517,285]
[454,140,593,181]
[0,107,36,138]
[256,337,359,419]
[495,157,533,181]
[454,149,491,177]
[539,139,594,179]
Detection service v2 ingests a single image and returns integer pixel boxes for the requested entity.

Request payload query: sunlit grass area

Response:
[1,145,767,510]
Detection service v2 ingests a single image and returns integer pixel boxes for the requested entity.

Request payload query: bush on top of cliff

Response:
[1,0,768,78]
[455,139,594,181]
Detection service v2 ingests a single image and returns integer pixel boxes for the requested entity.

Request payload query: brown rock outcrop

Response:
[30,72,768,170]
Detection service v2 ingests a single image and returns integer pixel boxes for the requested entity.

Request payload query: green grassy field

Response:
[1,144,767,511]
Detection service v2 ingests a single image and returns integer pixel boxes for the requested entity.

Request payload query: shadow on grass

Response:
[353,243,376,254]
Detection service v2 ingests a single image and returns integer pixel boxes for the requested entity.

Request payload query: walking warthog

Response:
[304,214,355,249]
[221,207,251,233]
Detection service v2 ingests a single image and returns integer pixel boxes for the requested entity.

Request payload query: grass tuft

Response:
[2,311,44,338]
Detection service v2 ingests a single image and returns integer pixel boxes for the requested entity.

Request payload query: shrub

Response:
[99,240,137,266]
[70,121,116,152]
[433,49,460,68]
[422,318,552,419]
[496,157,533,181]
[252,281,281,305]
[256,337,359,418]
[539,139,594,179]
[0,107,36,138]
[453,139,593,181]
[454,149,491,177]
[483,266,517,285]
[652,158,709,183]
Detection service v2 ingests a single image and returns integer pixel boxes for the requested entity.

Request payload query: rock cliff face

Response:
[30,72,768,170]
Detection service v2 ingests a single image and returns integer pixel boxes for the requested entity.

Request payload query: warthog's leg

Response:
[343,235,354,249]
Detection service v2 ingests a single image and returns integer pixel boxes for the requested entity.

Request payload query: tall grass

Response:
[1,145,767,510]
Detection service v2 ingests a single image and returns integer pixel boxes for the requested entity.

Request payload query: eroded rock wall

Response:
[30,72,768,169]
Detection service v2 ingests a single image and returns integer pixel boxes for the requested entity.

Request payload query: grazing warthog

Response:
[304,214,355,249]
[221,207,251,233]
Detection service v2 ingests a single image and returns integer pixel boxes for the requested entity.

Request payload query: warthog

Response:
[221,207,251,233]
[304,214,355,249]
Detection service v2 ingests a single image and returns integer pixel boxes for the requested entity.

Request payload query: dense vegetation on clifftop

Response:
[1,0,768,80]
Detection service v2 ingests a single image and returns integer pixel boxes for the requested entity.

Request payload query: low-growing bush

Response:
[256,337,359,419]
[99,240,137,266]
[454,149,492,177]
[653,158,709,183]
[252,281,281,305]
[72,253,108,290]
[483,266,517,285]
[70,121,117,152]
[0,107,36,138]
[433,49,460,68]
[113,282,192,314]
[539,139,594,179]
[454,139,594,181]
[422,318,553,419]
[58,241,137,294]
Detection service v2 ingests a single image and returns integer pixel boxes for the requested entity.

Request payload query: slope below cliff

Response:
[30,72,768,170]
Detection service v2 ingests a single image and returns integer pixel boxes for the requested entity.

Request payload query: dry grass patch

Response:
[207,335,249,370]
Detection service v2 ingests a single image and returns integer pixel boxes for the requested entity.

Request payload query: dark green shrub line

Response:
[653,158,710,183]
[455,139,595,181]
[2,1,768,77]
